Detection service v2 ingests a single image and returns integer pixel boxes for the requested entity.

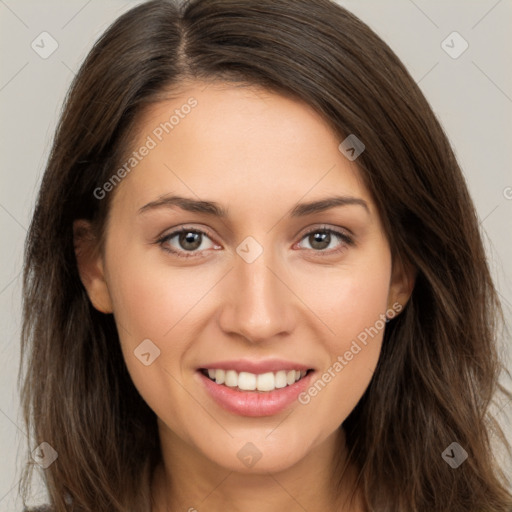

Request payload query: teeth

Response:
[225,370,238,387]
[275,370,287,389]
[238,372,256,390]
[215,369,225,385]
[204,368,309,392]
[256,372,274,392]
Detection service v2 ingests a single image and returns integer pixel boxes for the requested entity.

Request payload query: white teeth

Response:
[275,370,287,388]
[225,370,238,387]
[256,372,275,391]
[238,372,256,391]
[215,369,225,385]
[204,368,310,392]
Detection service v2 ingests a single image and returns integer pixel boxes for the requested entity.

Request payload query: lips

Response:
[196,359,316,416]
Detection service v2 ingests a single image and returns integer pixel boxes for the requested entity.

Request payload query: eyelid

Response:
[296,223,353,241]
[155,223,215,241]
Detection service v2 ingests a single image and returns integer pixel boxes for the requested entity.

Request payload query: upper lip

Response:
[198,359,314,374]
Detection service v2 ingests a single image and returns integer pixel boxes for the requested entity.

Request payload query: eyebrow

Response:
[138,194,369,217]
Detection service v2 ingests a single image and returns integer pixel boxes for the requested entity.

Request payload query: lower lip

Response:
[197,370,315,417]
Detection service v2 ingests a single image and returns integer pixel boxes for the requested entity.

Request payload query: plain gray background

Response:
[1,0,511,509]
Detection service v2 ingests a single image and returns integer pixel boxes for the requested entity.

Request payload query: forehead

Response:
[110,81,370,215]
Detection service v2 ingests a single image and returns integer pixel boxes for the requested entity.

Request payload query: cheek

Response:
[296,248,392,343]
[105,253,209,435]
[106,245,214,344]
[294,247,391,425]
[104,248,221,399]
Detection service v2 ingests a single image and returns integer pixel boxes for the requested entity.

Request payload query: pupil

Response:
[310,232,330,250]
[180,231,201,250]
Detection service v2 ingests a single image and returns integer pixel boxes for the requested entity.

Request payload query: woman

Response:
[19,0,512,511]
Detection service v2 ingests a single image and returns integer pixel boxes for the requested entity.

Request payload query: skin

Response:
[74,81,415,512]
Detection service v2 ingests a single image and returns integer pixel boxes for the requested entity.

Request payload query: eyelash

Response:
[155,225,354,260]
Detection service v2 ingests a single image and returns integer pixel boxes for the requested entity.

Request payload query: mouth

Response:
[196,361,316,417]
[199,368,314,393]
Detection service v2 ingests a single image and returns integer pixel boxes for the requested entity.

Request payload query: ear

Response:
[387,254,416,316]
[73,219,113,314]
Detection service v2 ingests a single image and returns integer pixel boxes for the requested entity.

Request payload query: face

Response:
[75,81,412,475]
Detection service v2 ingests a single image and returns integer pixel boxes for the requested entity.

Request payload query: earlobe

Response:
[73,219,113,314]
[387,255,416,315]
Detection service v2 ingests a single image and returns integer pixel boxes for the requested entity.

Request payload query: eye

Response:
[295,226,354,255]
[155,224,354,260]
[157,227,219,259]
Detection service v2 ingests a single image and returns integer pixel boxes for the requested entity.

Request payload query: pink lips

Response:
[196,359,315,417]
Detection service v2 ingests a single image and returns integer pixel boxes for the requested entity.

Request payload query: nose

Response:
[217,246,297,344]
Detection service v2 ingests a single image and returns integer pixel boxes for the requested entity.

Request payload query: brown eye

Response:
[157,227,218,259]
[297,228,353,253]
[307,231,332,250]
[178,231,203,251]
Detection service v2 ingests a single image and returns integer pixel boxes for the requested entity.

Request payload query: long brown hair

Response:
[19,0,512,510]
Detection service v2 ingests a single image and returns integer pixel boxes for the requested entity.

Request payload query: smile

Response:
[200,368,311,392]
[196,360,316,417]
